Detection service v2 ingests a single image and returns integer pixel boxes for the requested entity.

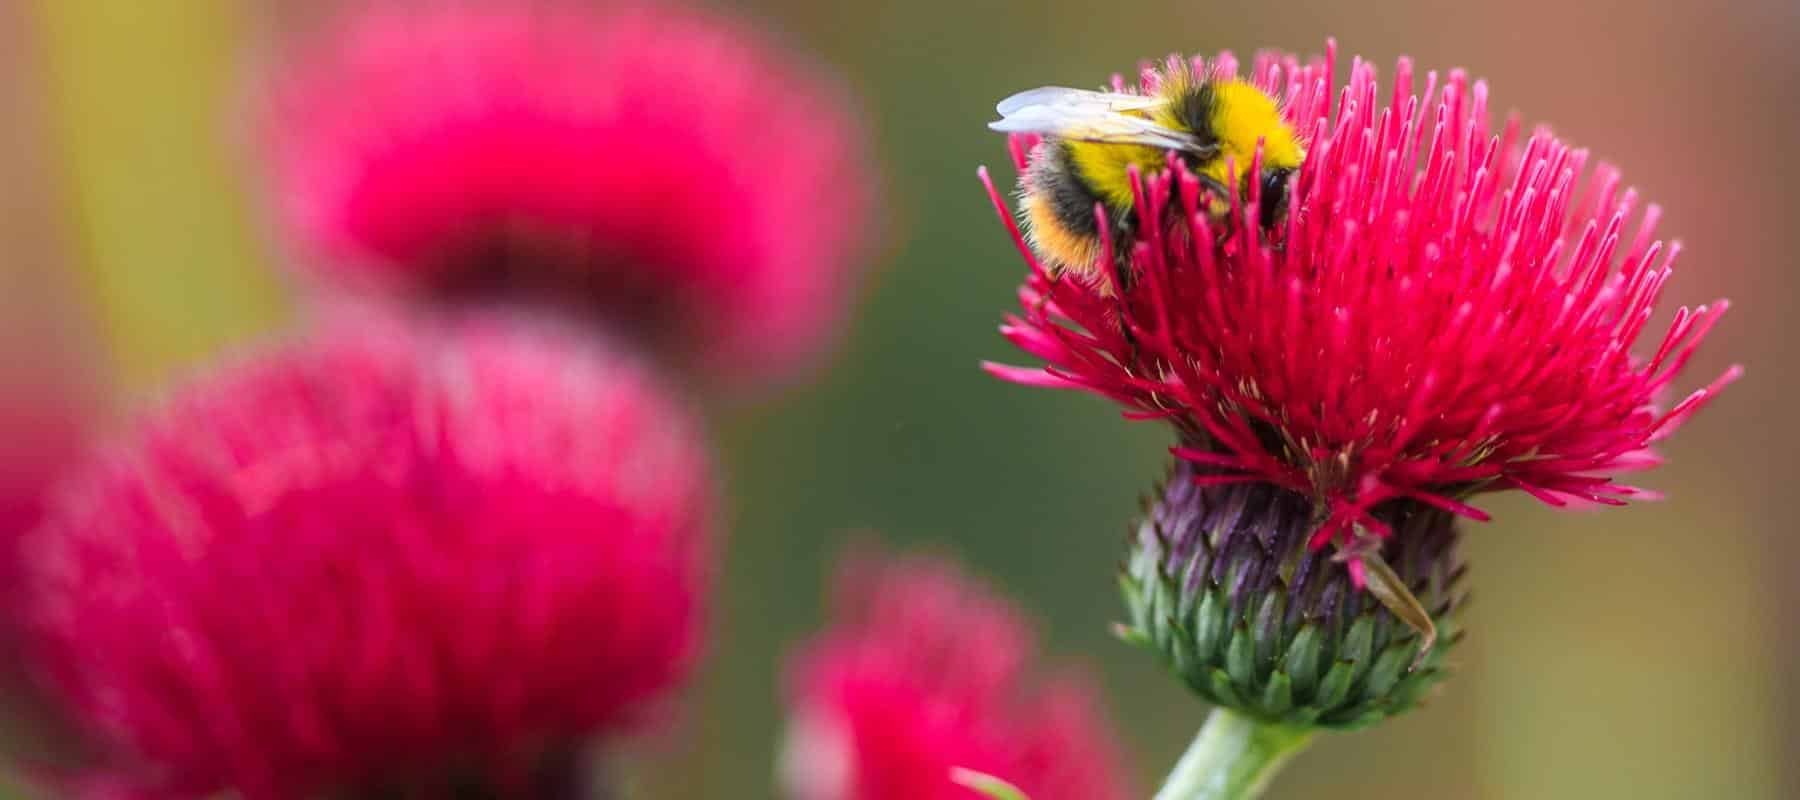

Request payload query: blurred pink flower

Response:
[21,312,712,799]
[261,2,876,392]
[983,45,1739,583]
[782,548,1133,800]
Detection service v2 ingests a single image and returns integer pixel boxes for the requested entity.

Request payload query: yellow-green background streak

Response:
[35,1,285,390]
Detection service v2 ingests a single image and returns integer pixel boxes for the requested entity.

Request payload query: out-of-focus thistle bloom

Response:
[781,548,1133,800]
[20,312,712,799]
[982,46,1738,724]
[260,2,875,391]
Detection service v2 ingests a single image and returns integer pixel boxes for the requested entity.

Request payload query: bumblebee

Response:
[990,64,1305,288]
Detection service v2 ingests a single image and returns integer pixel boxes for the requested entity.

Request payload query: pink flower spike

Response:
[782,547,1133,800]
[21,311,714,800]
[260,2,876,392]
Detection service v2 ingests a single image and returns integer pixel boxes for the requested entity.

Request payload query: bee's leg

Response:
[1107,218,1142,369]
[1338,533,1439,672]
[1110,240,1137,295]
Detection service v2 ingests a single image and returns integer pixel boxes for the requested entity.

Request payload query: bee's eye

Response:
[1258,169,1292,225]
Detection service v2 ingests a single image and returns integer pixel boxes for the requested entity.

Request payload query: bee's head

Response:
[1188,166,1296,231]
[1258,168,1295,228]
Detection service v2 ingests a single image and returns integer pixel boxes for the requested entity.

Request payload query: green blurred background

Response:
[6,1,1794,798]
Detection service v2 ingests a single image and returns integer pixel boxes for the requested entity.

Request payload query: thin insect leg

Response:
[1108,217,1142,369]
[1335,532,1438,671]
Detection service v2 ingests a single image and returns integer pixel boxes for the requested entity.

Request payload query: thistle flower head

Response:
[21,312,712,799]
[262,2,875,390]
[984,44,1739,581]
[782,548,1132,800]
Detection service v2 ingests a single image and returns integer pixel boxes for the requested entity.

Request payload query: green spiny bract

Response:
[1117,461,1466,729]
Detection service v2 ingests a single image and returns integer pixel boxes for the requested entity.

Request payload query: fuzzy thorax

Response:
[1062,75,1304,211]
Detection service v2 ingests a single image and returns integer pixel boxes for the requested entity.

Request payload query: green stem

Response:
[1151,708,1316,800]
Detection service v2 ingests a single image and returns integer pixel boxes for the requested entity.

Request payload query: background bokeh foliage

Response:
[10,1,1795,798]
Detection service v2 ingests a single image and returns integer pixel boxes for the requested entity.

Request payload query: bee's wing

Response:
[994,86,1163,116]
[989,104,1210,153]
[989,87,1211,153]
